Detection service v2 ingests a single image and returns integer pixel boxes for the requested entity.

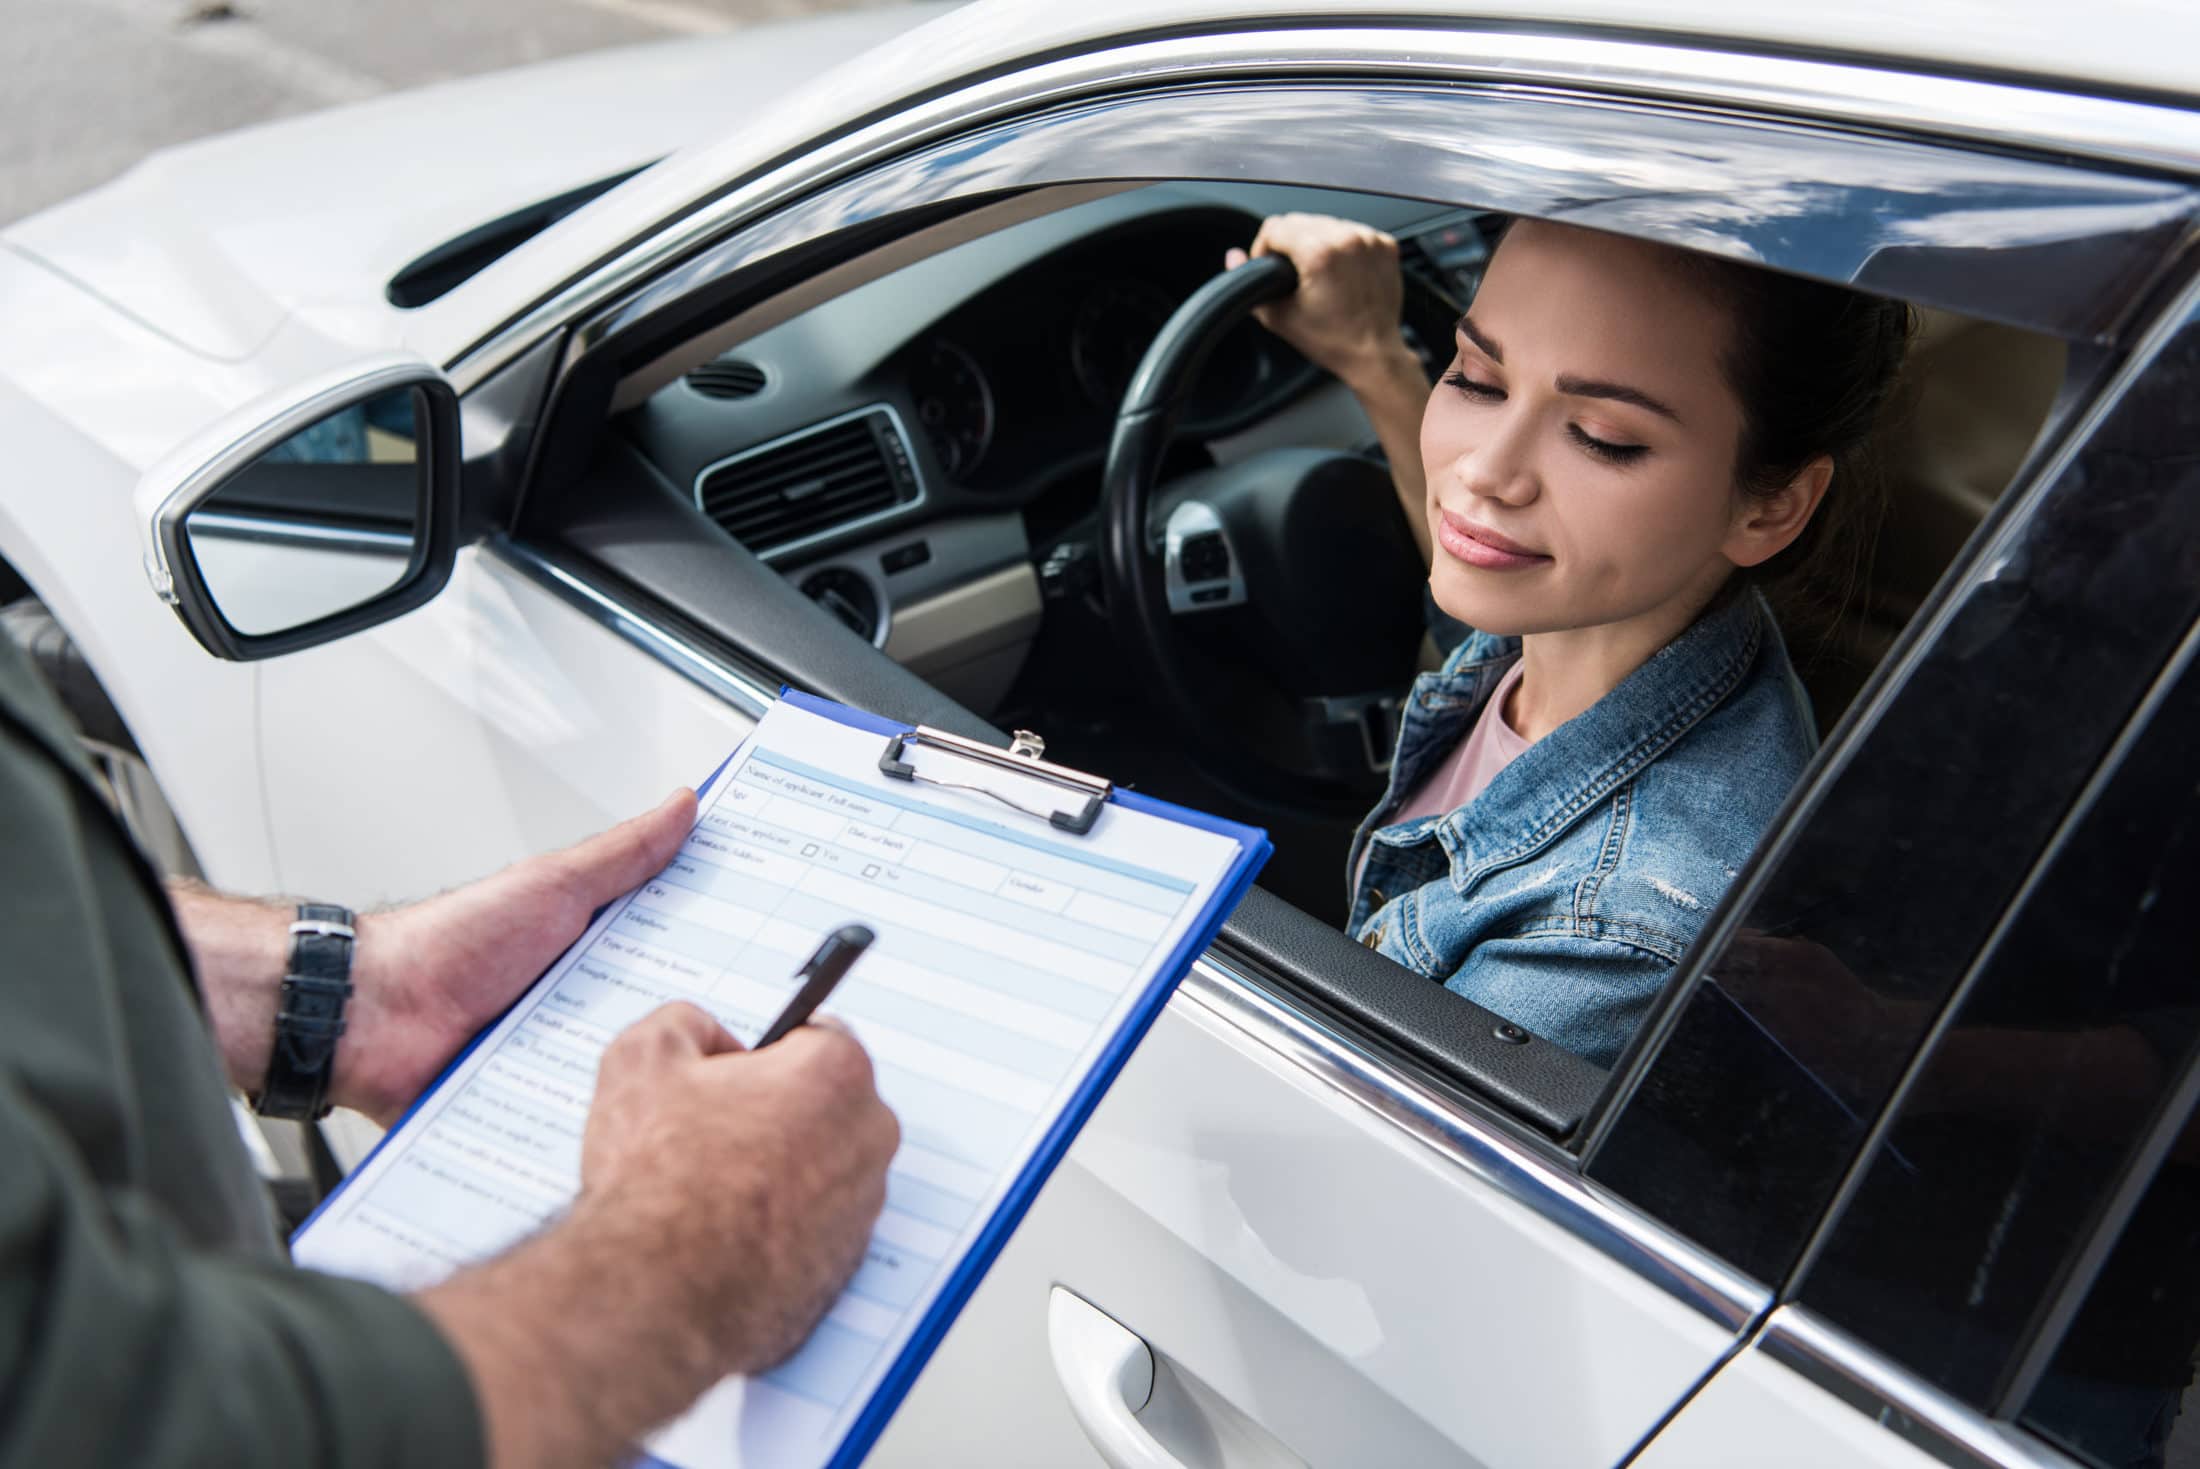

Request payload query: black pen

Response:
[755,924,875,1047]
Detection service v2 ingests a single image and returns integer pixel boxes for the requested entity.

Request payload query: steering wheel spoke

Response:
[1162,500,1248,614]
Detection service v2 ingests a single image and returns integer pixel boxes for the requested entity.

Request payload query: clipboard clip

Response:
[879,725,1112,835]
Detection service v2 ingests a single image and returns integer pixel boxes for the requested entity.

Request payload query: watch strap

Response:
[253,903,356,1120]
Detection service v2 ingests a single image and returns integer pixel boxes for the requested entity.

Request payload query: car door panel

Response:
[257,543,756,908]
[872,970,1750,1469]
[1631,1314,1951,1469]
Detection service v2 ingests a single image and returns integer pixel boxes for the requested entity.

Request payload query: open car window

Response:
[490,72,2199,1186]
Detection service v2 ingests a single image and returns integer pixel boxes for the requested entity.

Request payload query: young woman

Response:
[1232,213,1909,1067]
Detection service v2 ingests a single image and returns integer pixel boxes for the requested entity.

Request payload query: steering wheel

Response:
[1097,255,1428,803]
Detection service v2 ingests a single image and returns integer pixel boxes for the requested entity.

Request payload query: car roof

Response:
[931,0,2197,106]
[387,0,2190,375]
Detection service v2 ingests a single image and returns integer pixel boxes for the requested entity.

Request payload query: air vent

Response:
[697,408,919,555]
[687,359,768,399]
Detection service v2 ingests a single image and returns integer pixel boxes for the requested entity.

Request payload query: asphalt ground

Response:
[0,0,905,227]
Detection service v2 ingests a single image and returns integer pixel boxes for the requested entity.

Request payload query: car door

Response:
[241,23,2200,1467]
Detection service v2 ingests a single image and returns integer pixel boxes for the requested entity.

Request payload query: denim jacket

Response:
[1346,588,1816,1068]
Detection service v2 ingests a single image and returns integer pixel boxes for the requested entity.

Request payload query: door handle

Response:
[1047,1287,1186,1469]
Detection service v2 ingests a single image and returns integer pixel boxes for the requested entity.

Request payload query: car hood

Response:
[2,5,950,362]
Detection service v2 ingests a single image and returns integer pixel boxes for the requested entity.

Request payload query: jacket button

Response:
[1368,888,1387,908]
[1493,1023,1529,1045]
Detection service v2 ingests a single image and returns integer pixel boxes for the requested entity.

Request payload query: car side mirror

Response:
[135,356,461,660]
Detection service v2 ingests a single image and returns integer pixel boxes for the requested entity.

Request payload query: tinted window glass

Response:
[1797,614,2200,1409]
[1589,304,2200,1284]
[2021,1109,2200,1469]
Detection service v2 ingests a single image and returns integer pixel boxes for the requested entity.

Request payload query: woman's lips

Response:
[1436,510,1551,571]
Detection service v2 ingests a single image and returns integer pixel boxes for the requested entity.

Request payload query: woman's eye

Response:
[1440,370,1504,401]
[1568,424,1649,465]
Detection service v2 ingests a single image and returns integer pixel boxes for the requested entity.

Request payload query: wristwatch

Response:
[251,903,357,1120]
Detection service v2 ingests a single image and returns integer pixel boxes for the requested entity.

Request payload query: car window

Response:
[1586,296,2200,1282]
[2019,1102,2200,1469]
[506,75,2199,1158]
[1777,607,2200,1432]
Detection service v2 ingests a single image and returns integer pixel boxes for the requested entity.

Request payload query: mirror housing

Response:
[136,355,462,661]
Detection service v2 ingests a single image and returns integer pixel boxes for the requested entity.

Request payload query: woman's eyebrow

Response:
[1455,314,1502,362]
[1455,312,1681,423]
[1555,373,1682,424]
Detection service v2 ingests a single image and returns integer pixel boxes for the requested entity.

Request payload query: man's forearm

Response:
[1339,339,1434,562]
[166,879,405,1114]
[166,879,293,1096]
[416,1198,730,1469]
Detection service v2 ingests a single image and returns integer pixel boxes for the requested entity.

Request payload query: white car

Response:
[4,2,2197,1465]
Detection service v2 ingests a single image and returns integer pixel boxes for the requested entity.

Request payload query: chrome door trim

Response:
[513,85,2194,413]
[1173,951,1769,1334]
[486,537,1768,1336]
[1757,1307,2083,1469]
[446,23,2200,392]
[489,537,781,716]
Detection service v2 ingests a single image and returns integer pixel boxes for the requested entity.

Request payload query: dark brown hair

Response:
[1678,254,1914,645]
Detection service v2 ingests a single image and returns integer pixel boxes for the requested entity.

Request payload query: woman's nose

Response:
[1454,421,1539,506]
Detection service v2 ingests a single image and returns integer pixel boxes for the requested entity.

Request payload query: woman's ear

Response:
[1726,454,1834,569]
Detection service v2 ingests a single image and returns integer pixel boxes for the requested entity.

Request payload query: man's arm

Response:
[164,795,901,1465]
[0,1065,487,1467]
[1229,212,1435,561]
[0,1001,896,1469]
[169,789,696,1124]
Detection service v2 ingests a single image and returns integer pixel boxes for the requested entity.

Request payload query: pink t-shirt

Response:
[1357,662,1532,896]
[1393,660,1532,826]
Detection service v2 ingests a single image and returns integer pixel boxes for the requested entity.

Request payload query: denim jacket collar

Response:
[1348,587,1770,916]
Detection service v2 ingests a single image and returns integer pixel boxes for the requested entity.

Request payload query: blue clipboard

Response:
[758,691,1270,1469]
[298,691,1270,1469]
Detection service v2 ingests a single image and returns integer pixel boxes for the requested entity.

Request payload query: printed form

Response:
[291,698,1251,1469]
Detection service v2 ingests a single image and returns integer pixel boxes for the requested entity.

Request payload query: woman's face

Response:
[1421,220,1751,639]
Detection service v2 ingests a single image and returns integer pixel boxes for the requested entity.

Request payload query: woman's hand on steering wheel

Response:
[1229,213,1437,563]
[1226,213,1413,390]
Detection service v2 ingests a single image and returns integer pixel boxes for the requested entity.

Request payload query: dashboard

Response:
[614,182,1479,709]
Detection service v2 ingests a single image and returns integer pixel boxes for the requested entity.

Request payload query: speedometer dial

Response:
[1070,281,1177,411]
[910,338,994,480]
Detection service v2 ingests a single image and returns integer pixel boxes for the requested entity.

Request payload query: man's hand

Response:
[335,789,697,1123]
[173,790,696,1124]
[580,1003,898,1374]
[1227,212,1410,386]
[417,1003,899,1469]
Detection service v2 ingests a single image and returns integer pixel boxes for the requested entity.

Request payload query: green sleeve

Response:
[0,1073,483,1468]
